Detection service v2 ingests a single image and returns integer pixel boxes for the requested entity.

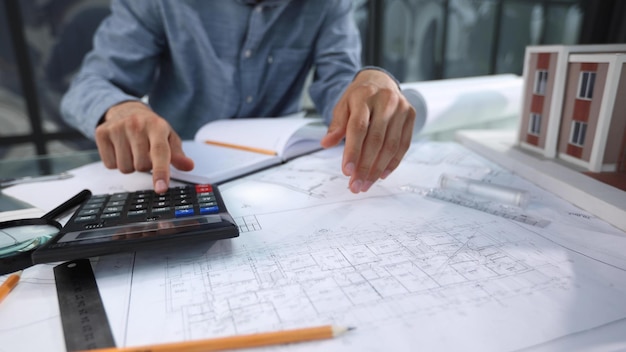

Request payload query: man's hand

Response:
[321,69,416,193]
[95,101,194,193]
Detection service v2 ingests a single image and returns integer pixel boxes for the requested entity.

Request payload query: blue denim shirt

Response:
[61,0,362,139]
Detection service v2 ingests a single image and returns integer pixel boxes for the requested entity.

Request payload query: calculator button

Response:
[199,201,217,208]
[90,195,109,201]
[174,204,193,210]
[103,206,124,213]
[175,208,195,217]
[200,206,219,214]
[151,206,171,214]
[175,199,191,206]
[78,208,99,216]
[101,212,121,220]
[82,203,103,210]
[106,200,125,207]
[128,209,148,217]
[129,203,148,210]
[110,193,128,201]
[86,197,106,204]
[196,184,213,193]
[197,195,216,202]
[74,215,97,222]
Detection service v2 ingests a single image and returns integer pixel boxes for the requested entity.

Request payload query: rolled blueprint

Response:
[400,74,523,135]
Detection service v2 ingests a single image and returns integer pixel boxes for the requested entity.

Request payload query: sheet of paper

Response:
[94,142,626,352]
[0,263,66,351]
[0,256,133,351]
[2,162,184,212]
[3,141,626,351]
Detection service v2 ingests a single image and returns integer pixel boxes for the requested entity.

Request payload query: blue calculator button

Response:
[175,208,195,218]
[200,206,219,214]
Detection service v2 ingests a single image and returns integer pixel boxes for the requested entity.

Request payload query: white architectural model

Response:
[518,44,626,181]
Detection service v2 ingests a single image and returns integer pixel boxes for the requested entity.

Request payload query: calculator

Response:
[32,184,239,264]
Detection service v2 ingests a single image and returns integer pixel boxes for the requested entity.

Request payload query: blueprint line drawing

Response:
[234,215,261,233]
[5,141,624,351]
[100,142,626,352]
[122,198,626,351]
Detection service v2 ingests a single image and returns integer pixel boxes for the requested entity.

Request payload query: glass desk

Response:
[0,150,101,211]
[0,114,519,212]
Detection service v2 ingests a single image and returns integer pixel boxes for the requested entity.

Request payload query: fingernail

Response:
[345,162,355,176]
[155,179,168,193]
[380,169,392,179]
[350,179,362,193]
[361,181,374,192]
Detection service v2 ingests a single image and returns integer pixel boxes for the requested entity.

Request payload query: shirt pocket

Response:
[262,48,311,97]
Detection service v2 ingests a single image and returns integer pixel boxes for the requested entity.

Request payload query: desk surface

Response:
[1,139,626,352]
[0,150,100,211]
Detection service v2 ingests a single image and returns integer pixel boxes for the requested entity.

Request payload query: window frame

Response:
[569,120,587,147]
[528,113,541,135]
[534,70,549,95]
[577,71,596,100]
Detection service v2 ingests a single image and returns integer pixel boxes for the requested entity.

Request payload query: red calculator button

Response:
[196,184,213,193]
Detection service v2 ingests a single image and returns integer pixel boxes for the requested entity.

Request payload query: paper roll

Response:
[401,74,523,135]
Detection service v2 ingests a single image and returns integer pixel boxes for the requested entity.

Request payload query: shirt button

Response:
[267,55,273,64]
[246,96,253,103]
[244,49,252,58]
[256,6,263,13]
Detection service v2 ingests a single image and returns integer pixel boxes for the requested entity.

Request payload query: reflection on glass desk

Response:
[0,150,101,211]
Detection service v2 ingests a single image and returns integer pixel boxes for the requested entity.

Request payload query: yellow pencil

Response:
[0,270,22,304]
[204,139,277,156]
[83,325,354,352]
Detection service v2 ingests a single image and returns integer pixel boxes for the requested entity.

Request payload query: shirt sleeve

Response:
[60,0,164,139]
[307,0,362,125]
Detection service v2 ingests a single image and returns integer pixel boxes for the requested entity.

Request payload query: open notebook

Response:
[170,116,327,184]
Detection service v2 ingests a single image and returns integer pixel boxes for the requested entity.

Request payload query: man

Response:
[61,0,416,194]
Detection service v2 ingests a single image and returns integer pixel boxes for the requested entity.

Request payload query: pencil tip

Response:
[347,326,356,331]
[332,325,357,336]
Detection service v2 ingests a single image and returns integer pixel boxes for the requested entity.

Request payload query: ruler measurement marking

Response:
[55,259,116,351]
[426,189,551,228]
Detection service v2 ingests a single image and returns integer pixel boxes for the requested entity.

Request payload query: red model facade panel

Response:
[531,95,544,113]
[537,53,550,69]
[573,99,591,122]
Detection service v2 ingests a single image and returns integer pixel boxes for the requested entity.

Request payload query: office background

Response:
[0,0,625,162]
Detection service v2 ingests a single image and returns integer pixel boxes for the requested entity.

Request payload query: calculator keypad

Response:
[72,184,220,228]
[32,183,239,264]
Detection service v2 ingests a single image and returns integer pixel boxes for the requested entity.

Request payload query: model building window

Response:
[570,120,587,146]
[529,113,541,135]
[578,71,596,99]
[534,70,548,95]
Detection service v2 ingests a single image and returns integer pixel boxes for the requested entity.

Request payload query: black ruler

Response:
[54,259,116,351]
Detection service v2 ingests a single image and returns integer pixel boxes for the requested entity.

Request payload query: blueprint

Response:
[93,142,626,352]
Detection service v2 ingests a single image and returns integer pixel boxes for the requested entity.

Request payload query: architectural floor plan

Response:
[92,142,626,351]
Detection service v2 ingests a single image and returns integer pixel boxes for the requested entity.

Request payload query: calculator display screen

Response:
[57,215,223,244]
